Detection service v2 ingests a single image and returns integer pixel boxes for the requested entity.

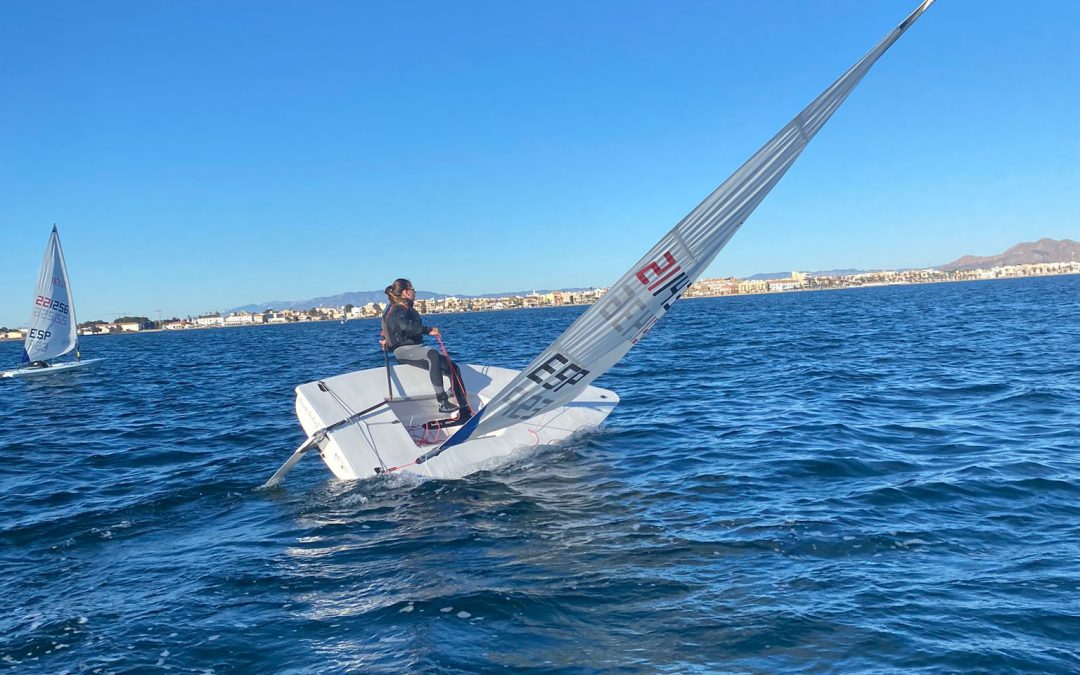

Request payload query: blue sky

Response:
[1,0,1077,325]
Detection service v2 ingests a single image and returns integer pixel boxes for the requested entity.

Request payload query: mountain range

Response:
[227,238,1078,313]
[228,288,596,314]
[751,239,1079,279]
[937,238,1080,272]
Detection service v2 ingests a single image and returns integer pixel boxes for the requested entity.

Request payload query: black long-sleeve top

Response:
[382,300,431,350]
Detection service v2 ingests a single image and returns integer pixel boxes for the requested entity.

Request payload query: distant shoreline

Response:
[2,270,1076,342]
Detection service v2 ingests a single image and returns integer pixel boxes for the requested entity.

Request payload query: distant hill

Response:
[748,269,868,280]
[227,287,595,314]
[228,290,445,313]
[938,238,1080,272]
[469,287,594,299]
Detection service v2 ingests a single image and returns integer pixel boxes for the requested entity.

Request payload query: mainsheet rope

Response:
[433,331,470,417]
[373,328,469,474]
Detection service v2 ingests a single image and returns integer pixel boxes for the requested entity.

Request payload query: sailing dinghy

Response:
[1,226,101,378]
[264,0,935,486]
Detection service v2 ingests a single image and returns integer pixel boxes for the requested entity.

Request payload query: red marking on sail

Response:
[648,265,682,291]
[636,251,682,291]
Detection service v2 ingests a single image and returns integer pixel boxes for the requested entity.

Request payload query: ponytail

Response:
[385,278,412,307]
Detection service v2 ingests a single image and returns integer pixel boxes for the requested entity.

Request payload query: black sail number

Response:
[504,353,590,420]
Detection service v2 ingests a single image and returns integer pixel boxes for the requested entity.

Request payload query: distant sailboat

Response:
[1,226,102,378]
[264,0,935,487]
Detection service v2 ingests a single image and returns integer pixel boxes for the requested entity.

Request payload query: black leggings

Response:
[393,345,468,407]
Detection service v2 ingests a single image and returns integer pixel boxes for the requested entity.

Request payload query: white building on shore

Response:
[224,312,265,326]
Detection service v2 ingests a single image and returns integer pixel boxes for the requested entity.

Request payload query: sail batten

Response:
[438,0,935,452]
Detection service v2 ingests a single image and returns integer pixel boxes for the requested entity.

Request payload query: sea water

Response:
[1,275,1078,672]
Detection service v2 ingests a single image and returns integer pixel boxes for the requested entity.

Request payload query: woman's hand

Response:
[429,327,441,336]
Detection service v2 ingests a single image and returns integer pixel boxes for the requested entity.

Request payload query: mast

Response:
[55,225,81,360]
[436,0,937,456]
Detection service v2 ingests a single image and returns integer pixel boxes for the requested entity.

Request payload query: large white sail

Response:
[439,0,935,453]
[22,226,79,364]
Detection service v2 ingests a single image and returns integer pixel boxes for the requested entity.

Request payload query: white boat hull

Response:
[1,358,102,378]
[295,363,618,481]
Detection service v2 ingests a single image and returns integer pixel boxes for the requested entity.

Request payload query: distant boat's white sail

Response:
[22,226,79,363]
[440,0,935,452]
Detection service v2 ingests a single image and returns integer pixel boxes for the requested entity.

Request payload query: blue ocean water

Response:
[1,275,1078,673]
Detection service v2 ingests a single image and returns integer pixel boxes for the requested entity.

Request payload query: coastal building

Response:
[738,279,769,295]
[767,279,800,292]
[224,312,265,326]
[687,278,738,297]
[79,324,111,335]
[224,313,251,325]
[343,302,382,319]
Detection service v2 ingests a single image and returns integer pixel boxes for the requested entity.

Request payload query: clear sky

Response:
[1,1,1077,326]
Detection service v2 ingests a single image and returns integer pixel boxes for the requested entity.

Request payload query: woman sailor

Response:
[381,278,469,416]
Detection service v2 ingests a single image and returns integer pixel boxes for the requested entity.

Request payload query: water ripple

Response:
[1,276,1078,671]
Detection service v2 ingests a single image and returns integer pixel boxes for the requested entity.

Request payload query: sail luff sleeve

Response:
[440,0,935,450]
[53,229,79,355]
